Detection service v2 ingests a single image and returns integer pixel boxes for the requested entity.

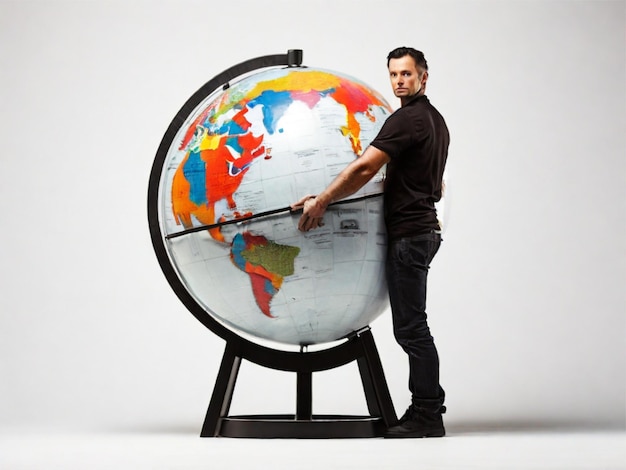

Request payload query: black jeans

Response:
[386,232,445,412]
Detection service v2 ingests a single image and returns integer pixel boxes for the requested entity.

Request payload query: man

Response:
[292,47,449,438]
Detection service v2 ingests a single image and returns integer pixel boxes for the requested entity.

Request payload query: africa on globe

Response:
[158,65,394,345]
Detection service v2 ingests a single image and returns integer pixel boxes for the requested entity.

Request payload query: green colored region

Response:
[242,241,300,276]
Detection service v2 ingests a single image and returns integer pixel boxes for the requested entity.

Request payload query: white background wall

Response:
[0,0,624,433]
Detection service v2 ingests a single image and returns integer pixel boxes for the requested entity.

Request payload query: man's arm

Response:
[291,145,390,232]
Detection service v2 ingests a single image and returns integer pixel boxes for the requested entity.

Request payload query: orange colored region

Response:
[341,112,363,154]
[171,158,194,227]
[247,70,342,96]
[245,260,283,291]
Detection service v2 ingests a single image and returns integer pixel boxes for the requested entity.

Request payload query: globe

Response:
[156,64,395,346]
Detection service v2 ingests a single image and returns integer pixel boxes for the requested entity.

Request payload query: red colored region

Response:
[333,82,375,114]
[232,107,252,131]
[172,130,265,242]
[239,132,265,158]
[203,140,244,207]
[233,210,254,219]
[248,272,275,318]
[330,80,385,154]
[241,232,268,249]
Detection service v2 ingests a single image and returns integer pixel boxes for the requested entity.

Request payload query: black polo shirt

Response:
[370,94,449,240]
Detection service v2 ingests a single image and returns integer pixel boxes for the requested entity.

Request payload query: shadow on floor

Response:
[446,420,623,435]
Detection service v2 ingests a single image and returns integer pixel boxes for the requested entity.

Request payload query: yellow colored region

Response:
[247,70,341,97]
[199,134,221,151]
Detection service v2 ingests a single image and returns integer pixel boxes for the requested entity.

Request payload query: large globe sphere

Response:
[158,65,393,345]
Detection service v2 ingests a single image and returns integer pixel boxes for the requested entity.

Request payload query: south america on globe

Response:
[159,65,394,345]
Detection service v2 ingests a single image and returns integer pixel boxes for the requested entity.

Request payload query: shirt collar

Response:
[402,94,428,107]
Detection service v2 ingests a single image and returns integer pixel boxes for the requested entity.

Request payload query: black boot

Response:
[384,405,446,438]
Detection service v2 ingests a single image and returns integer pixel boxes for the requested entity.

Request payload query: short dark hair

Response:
[387,47,428,71]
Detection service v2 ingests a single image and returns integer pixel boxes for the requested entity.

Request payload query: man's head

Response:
[387,47,428,71]
[387,47,429,105]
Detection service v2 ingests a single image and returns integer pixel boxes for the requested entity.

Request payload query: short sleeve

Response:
[369,110,413,159]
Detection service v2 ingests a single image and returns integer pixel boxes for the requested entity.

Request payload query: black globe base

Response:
[201,327,397,438]
[217,415,382,439]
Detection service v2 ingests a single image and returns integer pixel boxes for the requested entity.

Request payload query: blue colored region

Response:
[264,278,278,295]
[248,90,293,134]
[215,120,245,136]
[230,233,247,271]
[183,149,207,205]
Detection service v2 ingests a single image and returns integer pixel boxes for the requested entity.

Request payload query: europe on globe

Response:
[158,64,394,345]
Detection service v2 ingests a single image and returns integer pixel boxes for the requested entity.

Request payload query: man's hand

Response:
[291,195,327,232]
[290,145,389,232]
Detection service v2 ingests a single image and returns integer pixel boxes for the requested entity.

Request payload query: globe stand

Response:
[201,326,397,438]
[147,49,398,438]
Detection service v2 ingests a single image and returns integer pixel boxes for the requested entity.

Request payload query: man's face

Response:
[388,55,427,101]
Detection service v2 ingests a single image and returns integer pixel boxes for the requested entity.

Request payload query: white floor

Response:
[1,426,624,470]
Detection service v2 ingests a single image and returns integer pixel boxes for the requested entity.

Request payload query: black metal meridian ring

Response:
[148,51,303,347]
[147,49,374,355]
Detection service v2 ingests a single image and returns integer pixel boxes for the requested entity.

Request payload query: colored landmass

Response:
[230,232,300,317]
[169,68,389,319]
[171,69,392,241]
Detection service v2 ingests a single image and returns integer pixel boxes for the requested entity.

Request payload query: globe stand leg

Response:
[200,327,397,438]
[296,368,313,421]
[357,331,397,422]
[200,341,242,437]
